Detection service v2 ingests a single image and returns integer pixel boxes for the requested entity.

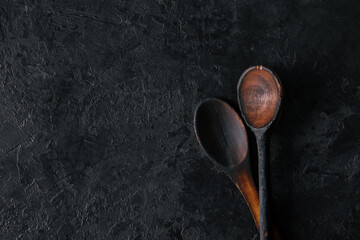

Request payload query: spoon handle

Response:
[256,132,270,240]
[230,166,282,240]
[230,167,260,230]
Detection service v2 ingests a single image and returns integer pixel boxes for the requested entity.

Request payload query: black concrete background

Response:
[0,0,359,239]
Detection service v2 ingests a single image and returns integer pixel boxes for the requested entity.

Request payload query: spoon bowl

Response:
[238,66,282,129]
[194,98,248,168]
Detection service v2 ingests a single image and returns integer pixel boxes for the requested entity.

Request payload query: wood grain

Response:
[238,67,282,128]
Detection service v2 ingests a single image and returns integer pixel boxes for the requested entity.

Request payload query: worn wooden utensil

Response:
[237,66,282,240]
[194,98,259,228]
[194,98,281,239]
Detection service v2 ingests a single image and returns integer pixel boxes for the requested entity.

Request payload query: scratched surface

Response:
[0,0,359,239]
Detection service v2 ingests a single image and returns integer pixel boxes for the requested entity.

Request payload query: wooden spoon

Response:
[194,98,260,229]
[194,98,282,238]
[237,66,282,240]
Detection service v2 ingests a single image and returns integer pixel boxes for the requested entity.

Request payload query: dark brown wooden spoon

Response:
[194,98,260,229]
[194,98,281,239]
[237,66,283,240]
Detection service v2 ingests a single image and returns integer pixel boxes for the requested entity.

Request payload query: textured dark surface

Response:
[0,0,359,239]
